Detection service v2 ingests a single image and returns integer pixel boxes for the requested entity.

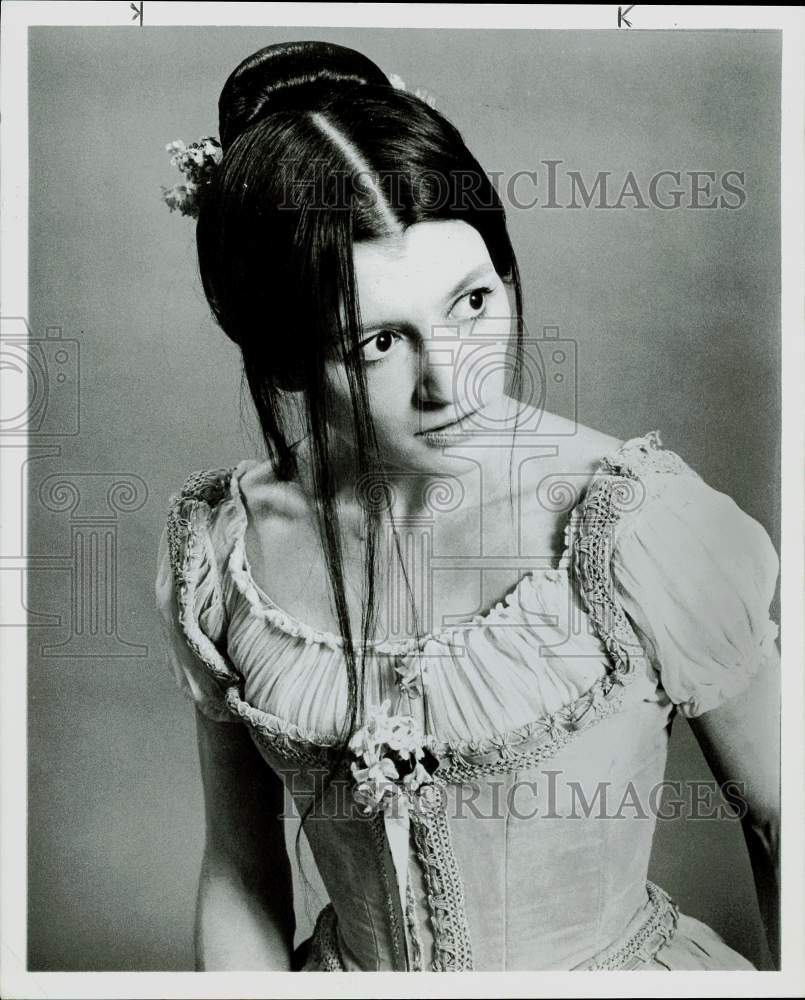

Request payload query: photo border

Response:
[2,4,802,998]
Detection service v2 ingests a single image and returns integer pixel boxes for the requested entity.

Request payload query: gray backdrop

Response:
[26,26,780,970]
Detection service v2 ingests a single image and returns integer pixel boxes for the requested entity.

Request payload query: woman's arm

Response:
[194,710,296,970]
[687,647,781,968]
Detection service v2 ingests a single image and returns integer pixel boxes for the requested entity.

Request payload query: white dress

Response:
[154,430,780,970]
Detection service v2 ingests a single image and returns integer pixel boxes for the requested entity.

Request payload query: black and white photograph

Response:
[1,4,803,997]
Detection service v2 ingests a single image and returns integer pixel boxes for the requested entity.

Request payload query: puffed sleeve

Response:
[155,513,241,724]
[610,473,780,718]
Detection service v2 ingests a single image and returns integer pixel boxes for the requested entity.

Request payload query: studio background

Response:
[26,26,780,970]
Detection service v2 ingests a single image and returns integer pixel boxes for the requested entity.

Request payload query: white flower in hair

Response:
[387,72,437,109]
[161,135,222,219]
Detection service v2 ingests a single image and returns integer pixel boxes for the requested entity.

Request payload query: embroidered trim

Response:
[437,669,631,782]
[226,666,641,779]
[245,714,337,770]
[600,429,700,480]
[166,437,698,975]
[224,687,342,768]
[572,434,700,682]
[409,779,474,971]
[573,475,646,681]
[166,431,698,767]
[168,432,684,672]
[302,881,680,971]
[579,880,680,970]
[226,685,341,752]
[370,812,409,969]
[305,904,345,971]
[177,467,232,507]
[405,872,424,972]
[166,487,240,690]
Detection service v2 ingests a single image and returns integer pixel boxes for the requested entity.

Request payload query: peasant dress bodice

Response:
[154,431,780,971]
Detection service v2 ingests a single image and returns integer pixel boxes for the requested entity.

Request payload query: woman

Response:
[155,40,780,971]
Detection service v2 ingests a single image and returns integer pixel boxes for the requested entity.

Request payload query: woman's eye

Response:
[358,329,402,363]
[450,286,495,321]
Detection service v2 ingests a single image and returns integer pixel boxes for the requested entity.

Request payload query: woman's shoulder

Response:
[565,423,700,515]
[506,407,625,498]
[559,422,779,622]
[567,425,773,563]
[554,425,780,719]
[163,459,266,585]
[169,465,235,508]
[235,458,307,523]
[511,407,623,460]
[167,457,297,520]
[156,462,248,723]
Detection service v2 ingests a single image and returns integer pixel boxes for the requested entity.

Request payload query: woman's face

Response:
[324,219,515,474]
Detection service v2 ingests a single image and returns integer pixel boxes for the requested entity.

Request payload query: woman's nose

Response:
[413,322,462,406]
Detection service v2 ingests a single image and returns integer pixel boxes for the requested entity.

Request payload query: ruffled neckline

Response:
[224,431,663,655]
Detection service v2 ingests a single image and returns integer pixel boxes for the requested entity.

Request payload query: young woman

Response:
[155,40,780,972]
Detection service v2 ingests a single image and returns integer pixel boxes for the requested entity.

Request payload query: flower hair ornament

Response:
[161,72,436,219]
[160,137,222,219]
[387,72,438,109]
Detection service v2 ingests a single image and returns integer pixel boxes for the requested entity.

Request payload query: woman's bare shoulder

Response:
[237,459,308,524]
[513,406,625,474]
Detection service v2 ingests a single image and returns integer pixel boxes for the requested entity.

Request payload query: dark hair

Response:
[196,38,524,883]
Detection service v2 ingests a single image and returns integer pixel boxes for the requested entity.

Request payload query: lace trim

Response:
[225,662,643,779]
[166,488,240,689]
[600,429,700,480]
[409,779,474,971]
[370,812,406,970]
[579,880,680,970]
[225,686,339,769]
[303,880,680,971]
[405,874,424,972]
[304,904,345,971]
[438,669,632,782]
[167,430,691,757]
[572,432,700,682]
[170,431,667,665]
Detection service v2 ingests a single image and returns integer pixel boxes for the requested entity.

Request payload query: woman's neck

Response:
[289,431,531,535]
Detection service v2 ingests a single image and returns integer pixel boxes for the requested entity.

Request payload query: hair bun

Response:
[218,40,391,151]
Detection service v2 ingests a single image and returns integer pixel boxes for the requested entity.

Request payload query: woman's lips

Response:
[417,407,480,435]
